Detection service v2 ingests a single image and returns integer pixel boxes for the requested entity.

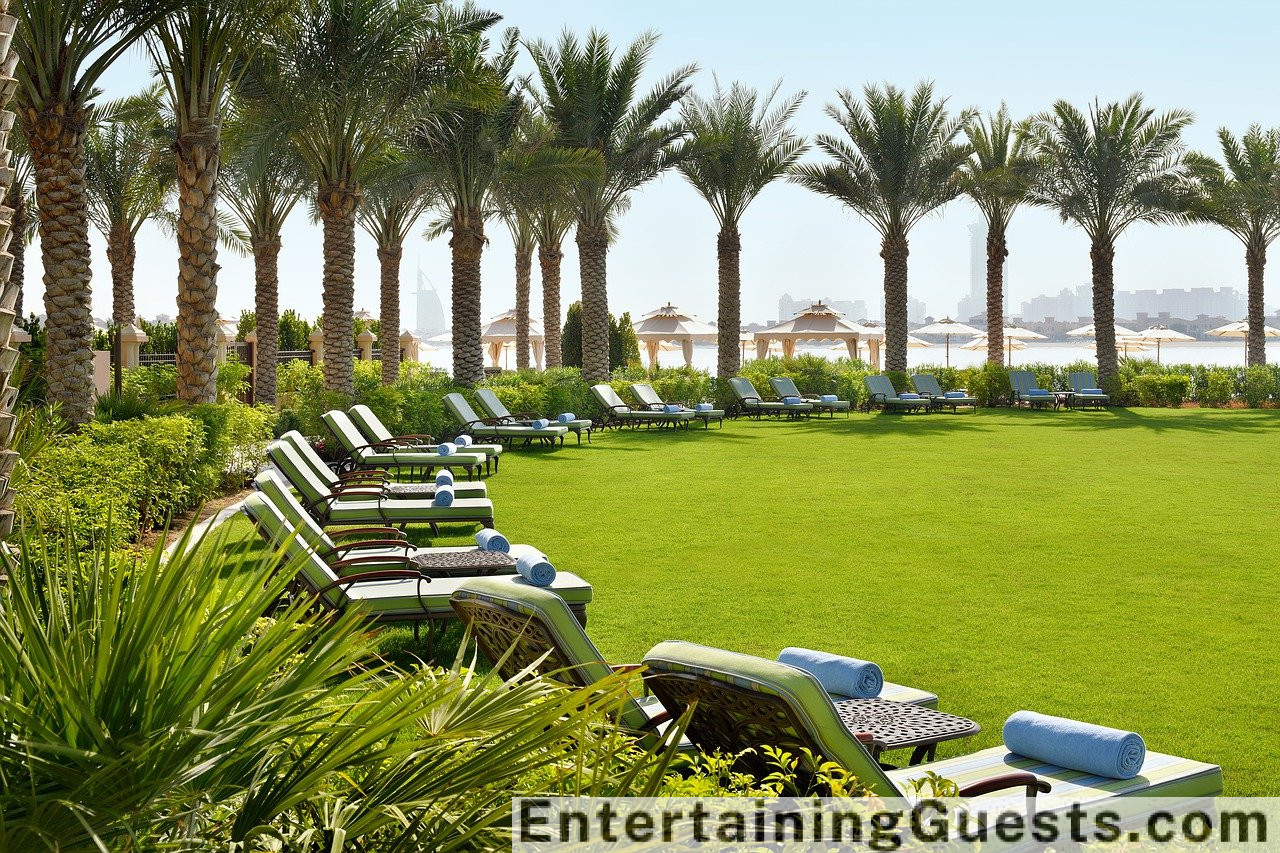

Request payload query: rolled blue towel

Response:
[436,442,456,456]
[454,434,472,447]
[434,469,454,486]
[1003,711,1146,780]
[898,392,921,399]
[820,394,838,403]
[1082,388,1105,395]
[662,404,682,414]
[695,403,714,412]
[782,395,804,405]
[474,528,510,553]
[432,484,455,507]
[530,418,550,430]
[516,552,556,587]
[778,647,883,699]
[945,391,967,399]
[556,412,576,424]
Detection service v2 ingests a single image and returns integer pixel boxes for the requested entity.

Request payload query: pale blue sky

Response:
[41,0,1279,328]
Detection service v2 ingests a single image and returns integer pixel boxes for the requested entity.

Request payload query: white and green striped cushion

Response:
[276,432,488,498]
[325,496,493,524]
[349,404,504,459]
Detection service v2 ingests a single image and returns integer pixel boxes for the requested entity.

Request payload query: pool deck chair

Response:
[348,403,503,471]
[1067,371,1110,409]
[590,384,696,430]
[726,377,812,419]
[266,437,495,532]
[443,393,568,447]
[911,373,977,413]
[629,382,723,429]
[242,492,591,650]
[276,430,488,501]
[1008,370,1056,409]
[643,641,1223,814]
[769,376,850,418]
[863,375,929,413]
[473,388,594,445]
[322,409,486,480]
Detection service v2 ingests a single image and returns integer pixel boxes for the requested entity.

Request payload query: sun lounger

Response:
[769,376,850,417]
[726,377,813,419]
[347,403,502,470]
[322,409,487,480]
[629,382,723,429]
[1067,371,1110,409]
[911,373,977,412]
[473,388,594,444]
[590,384,696,429]
[1008,370,1057,409]
[443,393,568,447]
[863,375,929,413]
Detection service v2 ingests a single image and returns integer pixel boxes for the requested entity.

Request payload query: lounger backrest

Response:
[348,404,395,443]
[591,384,630,412]
[253,469,332,553]
[1008,370,1038,393]
[277,431,340,489]
[443,392,481,426]
[642,641,899,795]
[911,374,942,396]
[242,492,348,609]
[630,383,662,408]
[474,388,512,420]
[266,439,332,506]
[770,376,802,399]
[1068,371,1098,393]
[320,410,370,458]
[864,374,898,399]
[728,377,759,402]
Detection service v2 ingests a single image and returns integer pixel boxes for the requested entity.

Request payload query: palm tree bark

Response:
[716,224,741,379]
[577,222,610,382]
[174,124,222,404]
[252,235,281,405]
[378,244,401,384]
[106,222,136,326]
[881,233,910,373]
[319,183,359,397]
[540,242,563,369]
[1091,240,1118,387]
[9,195,26,318]
[24,107,95,424]
[1245,244,1266,366]
[514,244,532,371]
[985,225,1008,365]
[450,211,485,385]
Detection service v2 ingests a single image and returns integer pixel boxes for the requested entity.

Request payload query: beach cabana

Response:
[481,310,545,370]
[632,303,717,368]
[755,302,882,365]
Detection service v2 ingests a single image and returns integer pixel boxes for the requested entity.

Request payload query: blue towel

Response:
[556,412,576,423]
[944,391,967,399]
[530,418,550,430]
[1082,388,1106,395]
[516,552,556,586]
[782,396,804,405]
[1003,711,1146,780]
[455,434,472,447]
[434,469,454,486]
[663,404,682,413]
[475,528,510,553]
[820,394,838,403]
[898,392,920,399]
[436,442,456,456]
[695,403,713,412]
[1027,389,1052,396]
[778,647,884,699]
[432,484,455,507]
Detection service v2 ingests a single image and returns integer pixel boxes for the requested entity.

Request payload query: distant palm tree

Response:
[792,82,972,372]
[529,30,695,382]
[4,129,35,319]
[1185,126,1280,365]
[497,202,537,371]
[1024,95,1194,386]
[679,79,807,379]
[960,105,1038,364]
[13,0,180,422]
[84,87,174,327]
[221,110,309,404]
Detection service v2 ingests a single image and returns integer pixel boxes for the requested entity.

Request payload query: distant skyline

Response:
[25,0,1280,332]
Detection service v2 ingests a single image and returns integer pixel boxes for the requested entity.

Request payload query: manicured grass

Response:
[220,407,1280,795]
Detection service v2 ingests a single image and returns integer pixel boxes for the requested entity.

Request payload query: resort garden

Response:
[2,0,1279,849]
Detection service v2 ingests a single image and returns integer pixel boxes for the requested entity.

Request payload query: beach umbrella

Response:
[962,334,1028,365]
[427,331,452,344]
[1206,320,1280,363]
[632,303,716,368]
[1089,340,1150,357]
[1065,322,1141,339]
[912,317,981,367]
[1134,324,1194,364]
[481,309,546,369]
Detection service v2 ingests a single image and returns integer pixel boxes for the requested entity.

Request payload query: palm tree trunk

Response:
[540,242,563,369]
[514,243,532,371]
[985,224,1008,365]
[1246,243,1266,366]
[1091,239,1118,387]
[24,108,95,424]
[576,222,610,382]
[319,183,359,397]
[880,233,910,373]
[378,243,401,384]
[716,223,742,379]
[450,211,485,385]
[10,194,26,318]
[106,222,136,327]
[252,235,281,406]
[174,124,222,404]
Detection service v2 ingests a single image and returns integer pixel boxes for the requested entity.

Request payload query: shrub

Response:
[1199,370,1234,408]
[13,438,145,548]
[1130,373,1191,407]
[86,415,214,529]
[1242,365,1275,408]
[963,362,1011,407]
[562,301,582,367]
[188,402,277,488]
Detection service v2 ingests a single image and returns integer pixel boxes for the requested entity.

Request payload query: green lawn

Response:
[221,407,1280,795]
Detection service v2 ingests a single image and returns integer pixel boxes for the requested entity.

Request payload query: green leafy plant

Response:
[1242,364,1276,408]
[1200,369,1235,407]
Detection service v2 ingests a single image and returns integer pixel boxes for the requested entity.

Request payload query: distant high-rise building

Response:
[956,222,1009,322]
[777,293,866,323]
[907,296,928,324]
[1020,286,1092,323]
[1114,287,1243,322]
[414,267,447,337]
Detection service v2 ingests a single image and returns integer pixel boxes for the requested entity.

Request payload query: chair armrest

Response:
[330,553,415,573]
[511,411,542,420]
[852,732,889,754]
[318,568,423,594]
[321,540,413,559]
[330,526,407,542]
[958,772,1051,798]
[463,417,503,429]
[393,433,436,442]
[338,470,389,482]
[327,486,385,500]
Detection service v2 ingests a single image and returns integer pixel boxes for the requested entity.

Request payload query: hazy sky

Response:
[34,0,1279,328]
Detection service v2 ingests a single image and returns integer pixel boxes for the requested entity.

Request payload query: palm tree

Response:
[148,0,287,402]
[529,30,696,383]
[4,128,35,319]
[679,79,807,379]
[84,87,174,327]
[13,0,180,423]
[792,82,972,373]
[531,190,576,369]
[497,203,536,371]
[1024,95,1194,386]
[221,111,309,405]
[357,162,434,384]
[959,104,1037,364]
[1185,127,1280,365]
